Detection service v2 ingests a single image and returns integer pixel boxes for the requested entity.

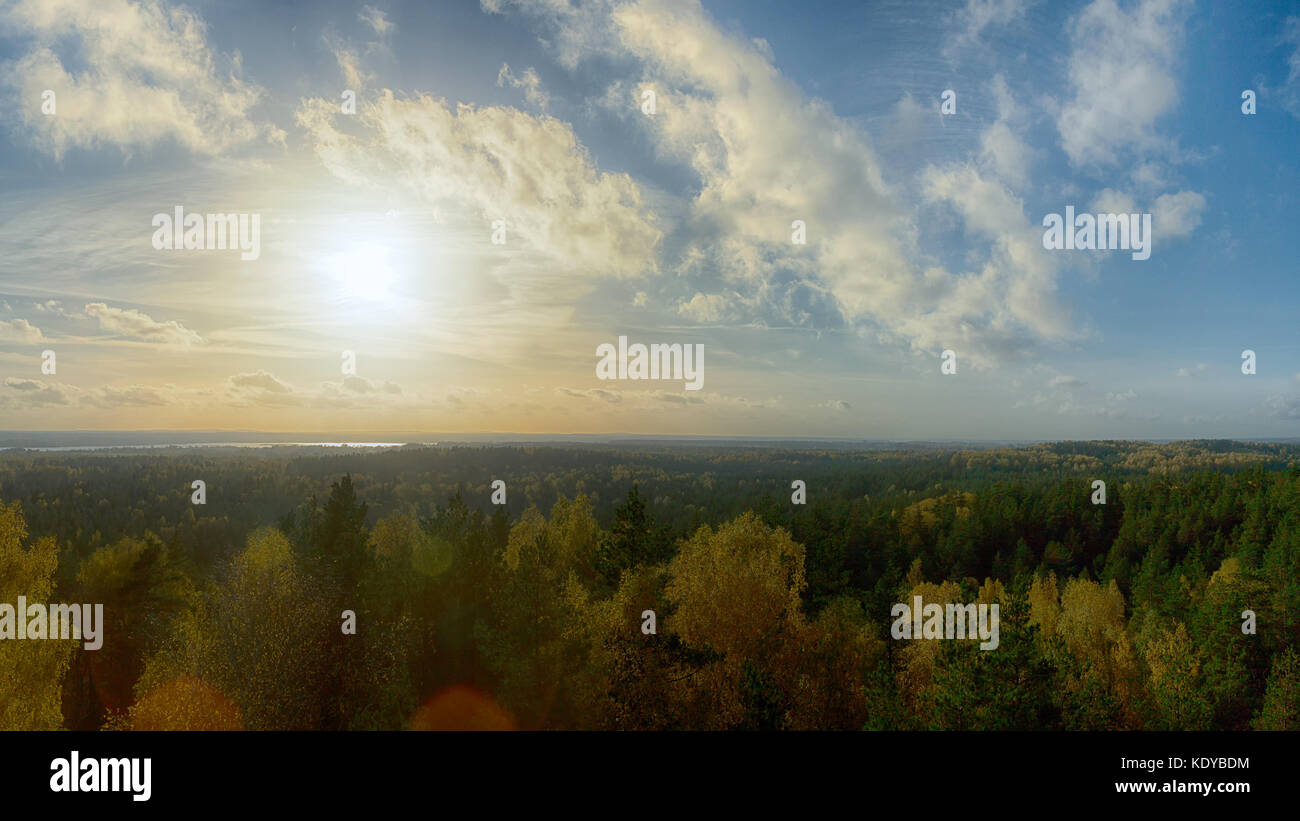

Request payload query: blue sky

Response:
[0,0,1297,439]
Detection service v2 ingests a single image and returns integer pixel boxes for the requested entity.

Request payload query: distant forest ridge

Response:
[3,430,1300,450]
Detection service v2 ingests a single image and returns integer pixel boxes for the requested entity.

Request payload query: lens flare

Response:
[410,686,515,731]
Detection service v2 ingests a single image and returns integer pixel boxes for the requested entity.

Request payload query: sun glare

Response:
[323,241,399,303]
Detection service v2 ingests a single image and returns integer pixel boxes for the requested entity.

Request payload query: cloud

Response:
[1049,374,1085,388]
[341,376,375,394]
[920,163,1074,360]
[1,377,194,410]
[501,0,1081,365]
[81,384,176,408]
[1,377,75,406]
[1152,190,1205,239]
[820,399,852,411]
[84,303,203,346]
[498,63,550,109]
[973,76,1039,193]
[1271,15,1300,119]
[321,376,402,396]
[473,0,1095,366]
[606,0,914,314]
[0,318,46,344]
[676,292,733,323]
[333,45,371,90]
[229,370,291,393]
[1263,394,1300,419]
[359,5,393,36]
[653,391,696,405]
[1089,187,1204,243]
[295,88,661,279]
[557,386,623,403]
[0,0,283,159]
[217,368,415,411]
[1055,0,1191,167]
[948,0,1032,54]
[1091,188,1138,215]
[226,370,300,406]
[1176,363,1208,377]
[980,122,1032,191]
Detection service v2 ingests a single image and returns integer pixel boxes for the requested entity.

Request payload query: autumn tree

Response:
[665,512,807,729]
[134,527,332,730]
[0,502,70,730]
[1252,647,1300,730]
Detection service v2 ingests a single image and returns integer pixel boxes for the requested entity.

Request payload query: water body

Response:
[2,442,411,452]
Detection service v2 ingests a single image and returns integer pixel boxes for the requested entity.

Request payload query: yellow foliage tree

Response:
[0,502,70,730]
[665,512,807,728]
[1143,622,1212,729]
[1055,577,1142,727]
[135,527,332,730]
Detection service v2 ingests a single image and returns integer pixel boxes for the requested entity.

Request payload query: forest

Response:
[0,439,1297,731]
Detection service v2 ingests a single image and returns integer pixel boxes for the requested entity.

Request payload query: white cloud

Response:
[227,370,301,406]
[0,318,46,344]
[1152,189,1205,239]
[359,5,393,36]
[1,377,75,406]
[321,375,402,396]
[0,377,200,410]
[1055,0,1191,167]
[677,292,732,323]
[920,164,1074,352]
[333,45,371,90]
[1089,187,1204,244]
[498,63,550,109]
[229,370,292,393]
[84,303,203,347]
[1275,16,1300,118]
[948,0,1032,55]
[0,0,283,158]
[1091,188,1138,215]
[479,0,1083,366]
[978,76,1035,190]
[296,89,661,279]
[980,122,1031,190]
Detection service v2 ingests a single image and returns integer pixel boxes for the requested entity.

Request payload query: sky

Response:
[0,0,1297,439]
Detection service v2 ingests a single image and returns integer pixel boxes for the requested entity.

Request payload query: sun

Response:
[323,241,399,303]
